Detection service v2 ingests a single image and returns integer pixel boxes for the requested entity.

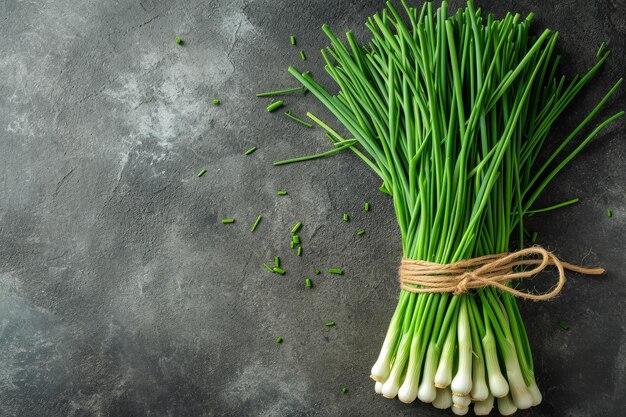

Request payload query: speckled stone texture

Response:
[0,0,624,416]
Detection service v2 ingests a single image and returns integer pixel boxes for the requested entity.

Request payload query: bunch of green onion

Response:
[283,1,622,415]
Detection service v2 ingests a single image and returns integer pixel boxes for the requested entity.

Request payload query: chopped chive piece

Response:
[290,241,295,249]
[244,146,257,155]
[297,246,302,256]
[343,213,349,222]
[213,99,220,105]
[266,100,284,112]
[175,37,183,45]
[276,337,283,343]
[341,387,348,394]
[255,87,304,97]
[263,263,273,272]
[314,269,320,275]
[299,50,306,61]
[324,321,335,327]
[250,215,262,232]
[364,202,369,212]
[559,321,569,331]
[305,278,312,288]
[273,267,285,275]
[291,222,302,234]
[290,35,296,45]
[328,268,343,275]
[197,168,207,177]
[273,139,358,166]
[284,111,313,128]
[274,257,280,268]
[531,231,538,243]
[277,190,288,196]
[221,218,235,224]
[292,235,300,244]
[356,229,365,235]
[607,209,613,217]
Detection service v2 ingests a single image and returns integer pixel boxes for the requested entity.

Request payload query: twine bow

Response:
[399,247,604,300]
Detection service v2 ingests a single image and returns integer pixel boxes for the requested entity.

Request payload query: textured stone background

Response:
[0,0,624,416]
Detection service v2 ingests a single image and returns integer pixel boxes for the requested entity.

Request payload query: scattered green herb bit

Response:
[213,99,220,105]
[221,218,235,224]
[341,387,348,394]
[263,263,273,272]
[175,37,183,45]
[277,190,288,196]
[250,215,263,233]
[284,111,313,128]
[325,321,335,327]
[290,35,296,45]
[244,146,257,155]
[314,269,320,275]
[328,268,343,275]
[292,235,300,244]
[291,222,302,234]
[297,246,302,256]
[356,229,366,235]
[559,321,569,331]
[274,257,280,268]
[276,337,283,343]
[305,278,312,288]
[343,213,349,222]
[607,209,613,217]
[255,87,304,97]
[531,231,538,243]
[597,41,605,57]
[266,100,284,112]
[300,50,306,61]
[364,202,370,212]
[290,241,295,249]
[273,267,286,275]
[197,168,207,177]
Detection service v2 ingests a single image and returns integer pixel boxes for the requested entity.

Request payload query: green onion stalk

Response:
[279,1,621,414]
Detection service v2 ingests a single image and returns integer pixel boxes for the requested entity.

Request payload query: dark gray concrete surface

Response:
[0,0,624,416]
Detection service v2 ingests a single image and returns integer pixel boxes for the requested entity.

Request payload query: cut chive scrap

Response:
[290,35,296,45]
[263,263,273,272]
[292,235,300,244]
[356,229,366,235]
[175,37,183,44]
[197,168,207,177]
[327,268,343,275]
[273,267,286,275]
[276,337,283,343]
[291,222,302,234]
[266,100,284,112]
[341,387,348,394]
[212,99,220,105]
[324,321,335,327]
[221,218,235,224]
[244,146,257,155]
[343,213,349,222]
[299,50,306,61]
[305,278,312,287]
[274,257,280,268]
[364,202,369,212]
[250,215,262,232]
[256,87,304,97]
[297,246,302,256]
[284,111,313,128]
[314,269,320,275]
[607,209,613,217]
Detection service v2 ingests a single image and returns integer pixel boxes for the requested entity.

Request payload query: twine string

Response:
[399,247,604,300]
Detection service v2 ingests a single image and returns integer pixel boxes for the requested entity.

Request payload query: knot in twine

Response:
[399,247,604,300]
